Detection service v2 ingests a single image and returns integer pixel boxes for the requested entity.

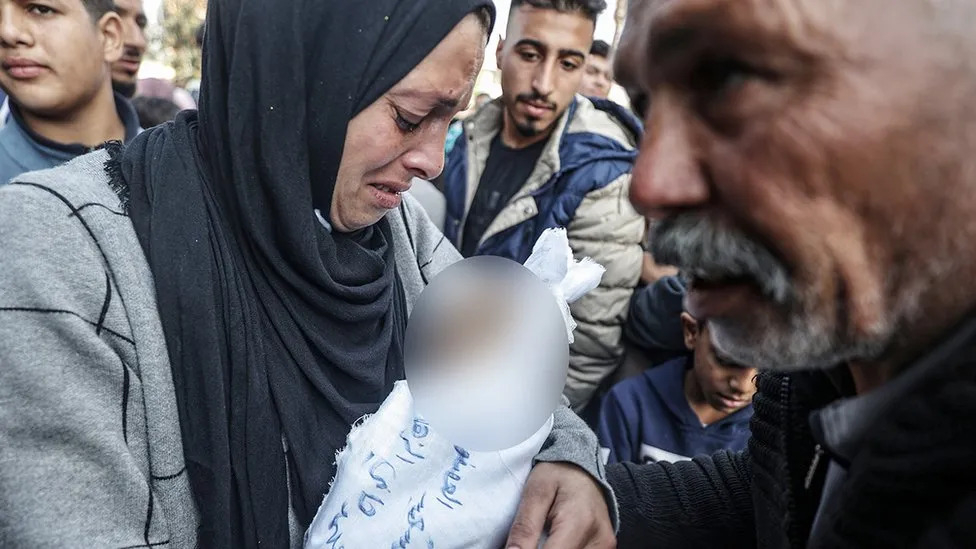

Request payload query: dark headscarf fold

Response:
[120,1,494,547]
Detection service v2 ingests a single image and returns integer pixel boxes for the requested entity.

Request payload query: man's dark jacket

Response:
[608,315,976,548]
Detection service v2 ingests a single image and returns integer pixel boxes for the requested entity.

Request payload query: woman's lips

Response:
[368,182,409,210]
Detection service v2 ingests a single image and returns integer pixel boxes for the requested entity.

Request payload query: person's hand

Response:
[641,252,679,285]
[506,462,616,549]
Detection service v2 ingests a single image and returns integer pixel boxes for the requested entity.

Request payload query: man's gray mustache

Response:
[650,214,793,305]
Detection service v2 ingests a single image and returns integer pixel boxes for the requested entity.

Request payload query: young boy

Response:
[0,0,140,185]
[598,311,757,463]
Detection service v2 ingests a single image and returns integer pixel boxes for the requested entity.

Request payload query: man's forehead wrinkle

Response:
[647,0,836,70]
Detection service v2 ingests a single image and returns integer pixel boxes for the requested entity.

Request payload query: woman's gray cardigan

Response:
[0,151,614,548]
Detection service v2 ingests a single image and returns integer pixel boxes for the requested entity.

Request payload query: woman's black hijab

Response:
[119,0,494,546]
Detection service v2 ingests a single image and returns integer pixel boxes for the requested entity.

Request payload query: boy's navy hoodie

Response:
[598,356,753,464]
[0,92,140,185]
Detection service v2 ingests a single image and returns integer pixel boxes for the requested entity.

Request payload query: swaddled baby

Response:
[305,229,603,549]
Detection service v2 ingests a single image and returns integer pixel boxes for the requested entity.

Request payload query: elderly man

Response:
[608,0,976,548]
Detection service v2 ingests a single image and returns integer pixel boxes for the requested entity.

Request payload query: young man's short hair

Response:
[590,39,611,58]
[82,0,116,20]
[510,0,607,23]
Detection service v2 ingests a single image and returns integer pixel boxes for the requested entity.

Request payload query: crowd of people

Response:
[1,0,974,547]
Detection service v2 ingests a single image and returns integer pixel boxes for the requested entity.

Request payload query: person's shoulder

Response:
[1,149,120,208]
[391,191,432,233]
[0,150,138,315]
[389,192,458,267]
[461,100,504,140]
[0,119,31,183]
[0,150,130,267]
[566,96,642,149]
[607,362,676,406]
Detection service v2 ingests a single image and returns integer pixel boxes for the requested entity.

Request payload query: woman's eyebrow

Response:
[390,89,461,110]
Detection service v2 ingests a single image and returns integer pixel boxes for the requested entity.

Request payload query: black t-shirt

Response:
[461,134,548,257]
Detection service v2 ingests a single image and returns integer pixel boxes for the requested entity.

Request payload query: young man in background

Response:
[109,0,147,98]
[0,0,140,184]
[442,0,645,412]
[579,38,612,99]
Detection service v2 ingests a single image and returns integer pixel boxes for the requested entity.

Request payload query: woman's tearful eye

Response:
[394,108,422,133]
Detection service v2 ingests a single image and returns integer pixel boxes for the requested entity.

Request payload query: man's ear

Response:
[495,36,505,68]
[98,11,125,64]
[680,312,699,351]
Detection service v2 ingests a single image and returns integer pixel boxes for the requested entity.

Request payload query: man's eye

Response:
[519,51,540,62]
[26,3,56,15]
[394,109,421,133]
[561,60,581,71]
[690,57,771,97]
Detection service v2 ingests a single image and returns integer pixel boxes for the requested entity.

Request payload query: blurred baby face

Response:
[404,256,569,451]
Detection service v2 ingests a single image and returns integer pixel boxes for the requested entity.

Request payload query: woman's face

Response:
[330,14,486,232]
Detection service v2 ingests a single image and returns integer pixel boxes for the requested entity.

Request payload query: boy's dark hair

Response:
[590,39,611,58]
[82,0,116,21]
[510,0,607,23]
[132,96,182,129]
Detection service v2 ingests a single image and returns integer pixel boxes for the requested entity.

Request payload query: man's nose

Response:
[729,375,742,391]
[630,93,711,218]
[532,62,556,98]
[129,23,148,52]
[729,369,756,393]
[0,7,30,48]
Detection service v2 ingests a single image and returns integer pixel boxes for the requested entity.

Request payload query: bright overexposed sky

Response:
[145,0,162,26]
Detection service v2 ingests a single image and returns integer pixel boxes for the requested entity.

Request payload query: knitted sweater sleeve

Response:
[607,449,756,548]
[0,171,187,547]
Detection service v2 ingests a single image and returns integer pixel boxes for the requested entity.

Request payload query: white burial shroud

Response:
[305,228,605,548]
[305,380,554,549]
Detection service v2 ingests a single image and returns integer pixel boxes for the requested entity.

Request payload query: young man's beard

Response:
[515,118,541,137]
[113,79,138,98]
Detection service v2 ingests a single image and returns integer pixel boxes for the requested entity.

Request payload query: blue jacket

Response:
[598,356,754,464]
[442,96,643,263]
[0,92,140,185]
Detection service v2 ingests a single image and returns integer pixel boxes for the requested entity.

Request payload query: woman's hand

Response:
[506,462,616,549]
